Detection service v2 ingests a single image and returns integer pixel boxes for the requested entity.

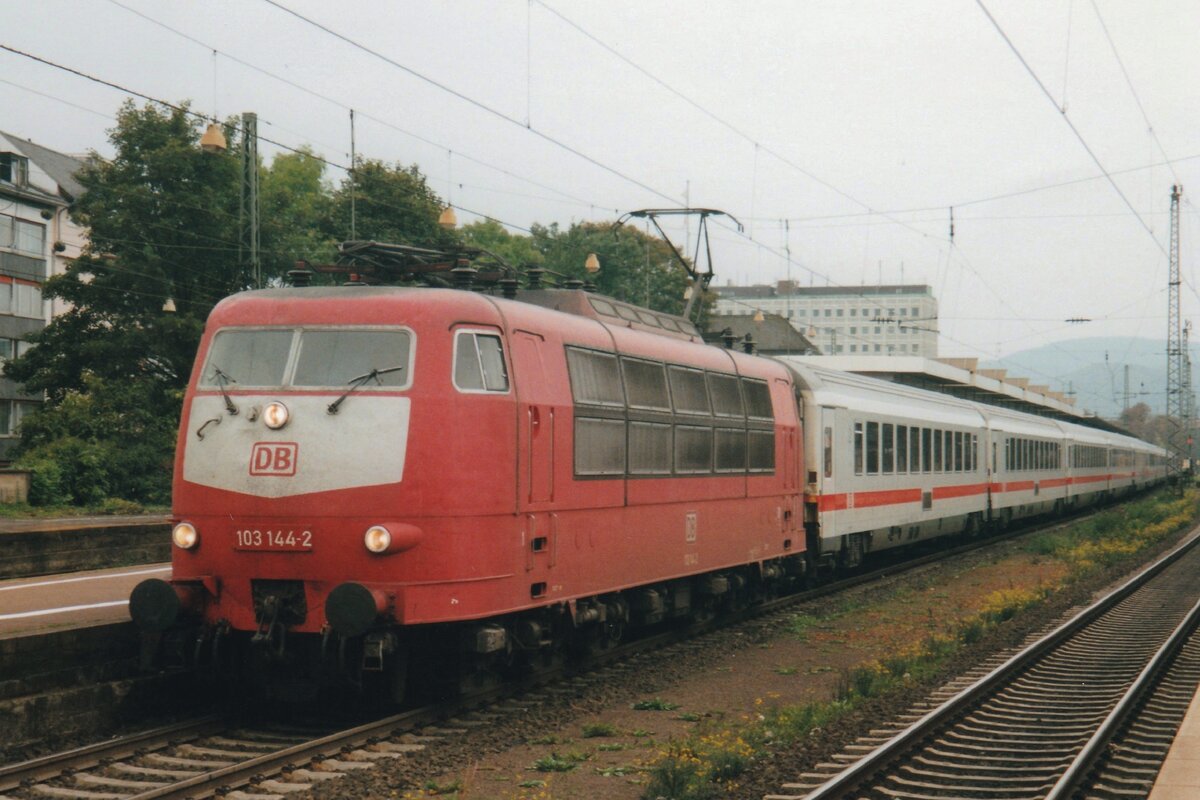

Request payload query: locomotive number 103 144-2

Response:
[233,528,314,551]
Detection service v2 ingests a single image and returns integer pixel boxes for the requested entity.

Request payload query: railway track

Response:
[0,507,1156,799]
[770,524,1200,800]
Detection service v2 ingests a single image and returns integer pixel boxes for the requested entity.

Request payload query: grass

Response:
[641,488,1198,800]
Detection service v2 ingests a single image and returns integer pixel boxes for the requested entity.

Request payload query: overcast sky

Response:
[3,0,1199,374]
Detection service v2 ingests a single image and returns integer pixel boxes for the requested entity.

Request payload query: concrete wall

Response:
[0,521,171,579]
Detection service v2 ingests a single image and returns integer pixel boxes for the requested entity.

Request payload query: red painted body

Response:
[169,288,802,636]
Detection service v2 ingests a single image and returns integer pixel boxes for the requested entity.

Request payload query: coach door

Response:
[511,331,555,507]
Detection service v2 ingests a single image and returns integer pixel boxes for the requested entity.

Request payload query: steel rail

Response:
[0,716,224,793]
[1045,593,1200,798]
[799,521,1200,799]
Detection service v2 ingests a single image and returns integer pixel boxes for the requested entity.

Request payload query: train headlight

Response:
[263,401,289,430]
[364,525,392,554]
[172,522,199,550]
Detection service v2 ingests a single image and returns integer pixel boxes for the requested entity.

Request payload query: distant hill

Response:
[982,337,1200,420]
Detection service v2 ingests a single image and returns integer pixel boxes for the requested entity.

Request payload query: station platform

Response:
[0,561,170,639]
[1150,684,1200,798]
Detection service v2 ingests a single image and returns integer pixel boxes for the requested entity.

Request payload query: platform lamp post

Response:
[584,252,600,291]
[438,206,457,230]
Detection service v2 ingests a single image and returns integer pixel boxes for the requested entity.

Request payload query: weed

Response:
[597,742,630,752]
[675,712,701,721]
[581,722,617,738]
[633,697,680,711]
[596,765,636,777]
[630,729,654,737]
[531,751,588,772]
[773,665,798,675]
[421,778,462,795]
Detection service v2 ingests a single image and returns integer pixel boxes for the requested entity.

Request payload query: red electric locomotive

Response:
[131,281,805,698]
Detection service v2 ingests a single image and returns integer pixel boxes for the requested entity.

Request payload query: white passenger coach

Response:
[778,360,1169,570]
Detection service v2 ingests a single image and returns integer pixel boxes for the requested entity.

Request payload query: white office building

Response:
[713,283,938,358]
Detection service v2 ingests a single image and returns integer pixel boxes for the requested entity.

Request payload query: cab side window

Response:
[454,331,509,392]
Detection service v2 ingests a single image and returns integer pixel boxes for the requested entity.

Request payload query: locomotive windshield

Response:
[199,328,412,389]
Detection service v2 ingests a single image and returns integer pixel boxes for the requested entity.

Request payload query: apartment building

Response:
[0,132,86,461]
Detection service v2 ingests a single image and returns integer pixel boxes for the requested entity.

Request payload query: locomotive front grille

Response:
[251,579,308,626]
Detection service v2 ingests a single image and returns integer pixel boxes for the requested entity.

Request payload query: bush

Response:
[16,437,110,506]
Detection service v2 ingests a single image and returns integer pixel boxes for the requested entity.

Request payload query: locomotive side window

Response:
[575,418,626,475]
[566,348,623,406]
[668,366,710,415]
[201,329,293,388]
[709,374,744,418]
[743,379,773,419]
[622,358,670,411]
[294,330,411,388]
[676,425,712,473]
[629,421,671,475]
[454,331,509,393]
[750,430,775,472]
[715,428,747,472]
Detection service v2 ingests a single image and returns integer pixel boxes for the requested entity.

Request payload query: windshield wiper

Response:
[210,365,239,415]
[327,366,405,414]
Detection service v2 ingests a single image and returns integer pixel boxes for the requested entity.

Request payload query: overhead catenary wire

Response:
[102,0,605,213]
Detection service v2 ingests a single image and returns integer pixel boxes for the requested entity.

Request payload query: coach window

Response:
[933,429,943,472]
[921,428,932,472]
[823,426,833,478]
[709,373,744,418]
[909,427,921,473]
[971,435,978,471]
[566,348,624,406]
[622,358,670,411]
[896,425,908,474]
[854,422,864,475]
[866,421,880,474]
[954,431,963,472]
[669,366,710,415]
[882,423,895,474]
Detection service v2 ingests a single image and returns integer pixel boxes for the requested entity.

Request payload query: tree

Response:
[5,100,247,502]
[460,219,542,269]
[324,158,454,250]
[531,221,694,316]
[259,147,337,281]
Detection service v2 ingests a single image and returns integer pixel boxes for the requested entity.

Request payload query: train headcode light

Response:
[263,401,289,430]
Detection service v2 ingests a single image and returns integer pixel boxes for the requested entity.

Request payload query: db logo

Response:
[250,442,298,476]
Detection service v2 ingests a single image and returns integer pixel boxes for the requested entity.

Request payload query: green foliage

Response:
[633,697,680,711]
[460,218,543,268]
[530,752,588,772]
[259,147,337,280]
[325,158,453,251]
[581,722,618,738]
[531,221,697,317]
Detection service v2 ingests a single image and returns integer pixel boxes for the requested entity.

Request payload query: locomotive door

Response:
[511,330,555,506]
